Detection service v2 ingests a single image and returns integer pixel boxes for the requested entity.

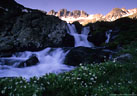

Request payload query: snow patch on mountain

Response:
[47,8,137,24]
[61,15,94,23]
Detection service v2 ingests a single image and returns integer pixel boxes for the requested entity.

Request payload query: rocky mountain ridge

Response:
[48,9,88,18]
[47,8,137,24]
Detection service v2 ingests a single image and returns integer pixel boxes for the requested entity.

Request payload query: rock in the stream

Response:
[64,47,112,66]
[18,54,39,68]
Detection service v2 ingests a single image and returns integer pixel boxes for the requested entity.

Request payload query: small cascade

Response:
[105,29,112,43]
[0,23,95,79]
[0,48,74,79]
[67,23,94,47]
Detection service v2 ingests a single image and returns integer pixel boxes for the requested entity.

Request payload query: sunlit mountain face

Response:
[47,8,137,25]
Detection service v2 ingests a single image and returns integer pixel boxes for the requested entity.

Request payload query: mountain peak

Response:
[110,8,127,14]
[47,8,137,25]
[104,8,129,21]
[48,10,56,15]
[47,9,88,18]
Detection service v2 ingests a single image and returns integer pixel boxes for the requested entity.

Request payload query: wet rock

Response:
[0,0,74,55]
[72,21,83,34]
[11,12,67,51]
[88,31,107,46]
[18,55,39,68]
[62,33,74,47]
[64,47,111,66]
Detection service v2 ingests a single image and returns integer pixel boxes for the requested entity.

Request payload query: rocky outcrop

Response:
[129,13,137,19]
[11,12,67,49]
[72,10,88,18]
[0,0,74,57]
[64,47,112,66]
[56,9,70,17]
[47,9,88,18]
[104,8,128,21]
[128,8,137,15]
[47,10,56,15]
[72,21,83,34]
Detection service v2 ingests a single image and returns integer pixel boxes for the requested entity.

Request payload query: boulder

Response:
[72,21,83,34]
[62,33,74,47]
[64,47,111,66]
[11,12,67,51]
[18,54,39,68]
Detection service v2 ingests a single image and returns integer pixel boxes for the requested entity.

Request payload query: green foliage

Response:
[91,21,113,36]
[0,38,137,96]
[0,77,44,96]
[88,17,137,47]
[113,17,137,46]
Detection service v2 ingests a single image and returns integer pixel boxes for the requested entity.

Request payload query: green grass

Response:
[0,41,137,96]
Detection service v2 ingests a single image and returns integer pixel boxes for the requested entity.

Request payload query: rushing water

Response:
[105,30,112,43]
[67,24,94,47]
[0,23,93,79]
[0,48,74,79]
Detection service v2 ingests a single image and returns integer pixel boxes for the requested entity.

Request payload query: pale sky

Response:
[15,0,137,15]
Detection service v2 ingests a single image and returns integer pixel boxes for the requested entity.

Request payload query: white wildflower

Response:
[47,82,50,85]
[15,82,18,85]
[90,78,94,81]
[95,76,97,79]
[24,85,26,88]
[106,81,109,84]
[1,90,5,94]
[20,81,23,84]
[4,87,7,90]
[32,93,37,96]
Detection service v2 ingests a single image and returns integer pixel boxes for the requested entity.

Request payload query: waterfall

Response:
[0,23,93,79]
[105,30,112,43]
[67,23,94,47]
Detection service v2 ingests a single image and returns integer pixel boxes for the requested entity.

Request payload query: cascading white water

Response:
[0,23,93,79]
[67,23,94,47]
[105,29,112,43]
[0,48,74,79]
